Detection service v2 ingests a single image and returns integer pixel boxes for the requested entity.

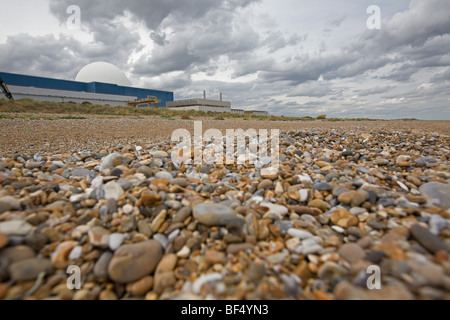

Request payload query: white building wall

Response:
[9,85,136,106]
[168,105,231,113]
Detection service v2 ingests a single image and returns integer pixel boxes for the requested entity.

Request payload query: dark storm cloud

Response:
[0,20,142,79]
[0,34,84,78]
[48,0,225,30]
[132,6,261,76]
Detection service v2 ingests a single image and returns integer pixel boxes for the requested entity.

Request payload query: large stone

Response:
[0,233,8,249]
[100,153,121,172]
[0,245,36,264]
[338,243,366,264]
[308,199,331,212]
[88,227,111,248]
[154,254,177,294]
[127,276,154,296]
[331,209,359,228]
[172,207,192,223]
[0,220,34,236]
[260,202,289,217]
[410,224,448,254]
[103,181,124,201]
[94,251,114,280]
[193,203,245,227]
[0,196,21,212]
[141,191,162,206]
[419,182,450,209]
[9,258,53,282]
[155,171,173,181]
[108,240,163,284]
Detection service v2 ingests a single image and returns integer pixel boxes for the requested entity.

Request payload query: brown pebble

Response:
[205,250,226,264]
[331,209,358,228]
[0,233,8,249]
[126,276,154,296]
[227,243,254,255]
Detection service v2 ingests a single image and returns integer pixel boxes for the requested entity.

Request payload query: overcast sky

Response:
[0,0,449,119]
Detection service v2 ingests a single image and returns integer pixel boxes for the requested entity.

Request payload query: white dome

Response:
[75,62,131,86]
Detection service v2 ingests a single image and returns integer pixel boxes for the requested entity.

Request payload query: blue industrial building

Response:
[0,71,174,107]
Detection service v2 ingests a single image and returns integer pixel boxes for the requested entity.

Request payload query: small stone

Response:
[312,182,332,191]
[172,207,192,223]
[127,276,154,296]
[308,199,331,212]
[429,215,448,236]
[94,251,114,280]
[108,240,163,284]
[193,203,245,227]
[154,254,177,294]
[266,251,288,264]
[99,290,118,300]
[103,182,124,201]
[410,224,448,254]
[137,220,152,237]
[205,250,226,264]
[287,228,314,240]
[247,262,266,283]
[150,150,168,158]
[368,220,387,230]
[192,273,222,294]
[122,204,134,215]
[227,243,254,255]
[338,243,365,264]
[100,153,121,172]
[0,220,34,236]
[121,216,136,233]
[258,179,273,189]
[396,155,411,164]
[51,241,79,269]
[419,182,450,209]
[364,251,387,264]
[68,246,83,260]
[331,208,359,228]
[151,210,167,232]
[141,191,162,206]
[0,245,35,264]
[176,246,191,258]
[261,167,278,180]
[0,233,8,249]
[318,262,348,279]
[155,171,173,181]
[109,233,127,251]
[9,258,53,282]
[88,227,111,248]
[260,202,289,217]
[415,263,445,286]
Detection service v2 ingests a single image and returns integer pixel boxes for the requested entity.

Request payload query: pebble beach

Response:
[0,116,449,300]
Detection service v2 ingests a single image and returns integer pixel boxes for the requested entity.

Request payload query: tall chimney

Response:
[203,90,206,100]
[220,92,223,101]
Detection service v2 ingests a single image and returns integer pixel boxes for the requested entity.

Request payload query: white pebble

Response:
[109,233,126,251]
[69,246,83,260]
[287,228,313,239]
[177,246,191,258]
[192,273,223,294]
[332,226,346,234]
[122,204,133,215]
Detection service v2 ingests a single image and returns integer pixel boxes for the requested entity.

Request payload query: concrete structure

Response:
[0,63,173,107]
[245,110,269,116]
[167,92,232,113]
[231,109,245,114]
